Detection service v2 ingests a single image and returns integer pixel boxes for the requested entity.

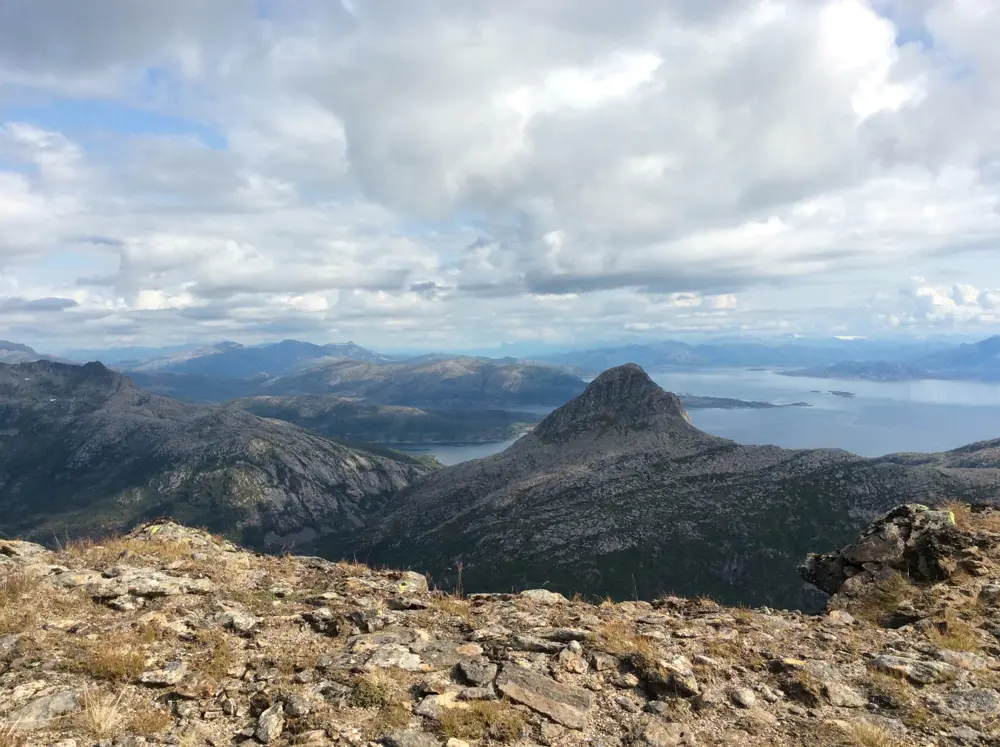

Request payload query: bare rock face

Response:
[799,504,963,596]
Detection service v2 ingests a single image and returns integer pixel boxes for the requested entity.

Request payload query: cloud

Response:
[0,1,999,348]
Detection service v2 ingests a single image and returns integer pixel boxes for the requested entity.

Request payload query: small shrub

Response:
[76,690,125,738]
[440,701,526,743]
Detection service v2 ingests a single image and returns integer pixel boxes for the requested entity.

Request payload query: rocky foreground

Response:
[4,505,1000,746]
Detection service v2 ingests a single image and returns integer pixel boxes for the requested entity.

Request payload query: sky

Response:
[2,0,1000,352]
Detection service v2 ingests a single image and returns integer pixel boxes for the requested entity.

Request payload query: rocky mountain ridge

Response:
[357,365,1000,609]
[3,504,1000,745]
[0,360,433,547]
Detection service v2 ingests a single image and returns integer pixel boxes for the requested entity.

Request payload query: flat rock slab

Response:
[9,690,81,730]
[496,664,593,729]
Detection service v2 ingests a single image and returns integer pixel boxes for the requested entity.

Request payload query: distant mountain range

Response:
[131,357,587,409]
[352,364,1000,609]
[0,361,433,547]
[781,335,1000,382]
[121,339,393,376]
[0,340,68,365]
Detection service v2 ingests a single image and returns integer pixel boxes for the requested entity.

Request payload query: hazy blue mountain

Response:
[781,335,1000,382]
[121,339,392,377]
[0,340,67,364]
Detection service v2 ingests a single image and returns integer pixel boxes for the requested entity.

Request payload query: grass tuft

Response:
[128,706,174,735]
[76,690,125,739]
[0,571,37,635]
[0,723,26,747]
[349,670,400,709]
[839,720,906,747]
[78,643,145,683]
[440,701,526,744]
[197,628,235,679]
[926,615,981,652]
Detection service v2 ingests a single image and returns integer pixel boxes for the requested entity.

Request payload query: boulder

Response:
[496,664,593,729]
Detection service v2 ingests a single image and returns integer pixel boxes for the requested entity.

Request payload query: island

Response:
[679,394,811,409]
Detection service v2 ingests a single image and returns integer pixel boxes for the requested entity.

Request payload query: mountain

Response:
[912,334,1000,380]
[780,335,1000,382]
[0,360,433,547]
[355,364,1000,609]
[122,339,392,377]
[534,338,954,376]
[0,340,65,364]
[778,360,930,382]
[129,356,586,408]
[255,357,586,408]
[230,394,538,444]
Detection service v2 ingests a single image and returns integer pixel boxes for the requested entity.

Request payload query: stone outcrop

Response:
[3,510,1000,745]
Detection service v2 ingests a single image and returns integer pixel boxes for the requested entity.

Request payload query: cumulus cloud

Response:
[0,0,999,348]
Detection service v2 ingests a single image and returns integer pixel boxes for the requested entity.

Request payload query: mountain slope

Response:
[0,361,433,546]
[356,364,1000,609]
[260,357,587,408]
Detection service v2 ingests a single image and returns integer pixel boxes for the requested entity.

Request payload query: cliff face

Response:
[2,504,1000,746]
[0,361,434,546]
[357,365,1000,609]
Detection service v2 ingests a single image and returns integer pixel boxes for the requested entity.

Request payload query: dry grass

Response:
[440,701,526,743]
[128,706,175,735]
[926,615,981,652]
[76,690,125,739]
[197,628,235,679]
[432,596,473,624]
[944,501,1000,533]
[0,570,37,635]
[783,669,823,706]
[596,620,667,682]
[63,536,210,574]
[0,723,26,747]
[336,559,371,577]
[839,720,906,747]
[845,572,913,625]
[864,671,912,710]
[349,669,401,709]
[76,641,146,682]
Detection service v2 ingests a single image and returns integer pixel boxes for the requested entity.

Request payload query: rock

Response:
[303,607,341,636]
[510,634,563,653]
[632,715,698,747]
[445,740,470,747]
[366,644,426,672]
[823,682,866,708]
[415,692,460,720]
[946,688,1000,716]
[872,655,960,685]
[217,606,260,636]
[8,690,81,730]
[591,652,616,671]
[389,596,430,610]
[383,731,439,747]
[935,649,991,671]
[458,686,498,701]
[519,589,569,605]
[799,504,962,599]
[496,663,594,729]
[458,659,498,686]
[655,656,700,697]
[393,571,429,596]
[140,660,187,686]
[256,702,285,743]
[558,648,588,673]
[730,688,756,709]
[286,693,311,717]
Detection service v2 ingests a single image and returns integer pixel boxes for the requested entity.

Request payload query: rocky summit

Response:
[357,364,1000,609]
[3,504,1000,746]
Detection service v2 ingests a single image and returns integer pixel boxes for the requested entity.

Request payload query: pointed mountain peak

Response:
[531,363,699,445]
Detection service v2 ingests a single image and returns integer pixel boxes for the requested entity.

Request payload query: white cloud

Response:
[0,0,999,349]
